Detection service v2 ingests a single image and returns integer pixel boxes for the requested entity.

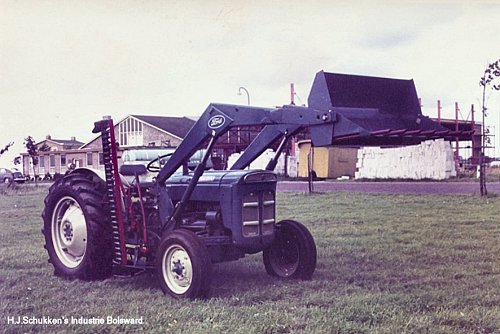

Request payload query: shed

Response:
[297,140,358,179]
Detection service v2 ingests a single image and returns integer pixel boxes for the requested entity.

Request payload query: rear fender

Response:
[68,168,130,218]
[69,167,131,188]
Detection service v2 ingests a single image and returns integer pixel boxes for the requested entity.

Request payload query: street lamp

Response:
[238,87,250,105]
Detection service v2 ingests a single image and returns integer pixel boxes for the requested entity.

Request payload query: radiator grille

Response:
[242,191,275,237]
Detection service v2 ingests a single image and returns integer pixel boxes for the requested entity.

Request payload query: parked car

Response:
[121,147,213,183]
[0,168,13,183]
[12,169,25,183]
[490,160,500,168]
[0,168,25,184]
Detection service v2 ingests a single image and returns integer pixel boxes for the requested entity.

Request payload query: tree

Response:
[479,59,500,196]
[24,136,39,183]
[0,142,14,188]
[0,142,14,156]
[39,143,50,152]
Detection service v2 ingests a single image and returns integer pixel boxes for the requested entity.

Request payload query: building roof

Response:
[48,138,84,146]
[36,138,84,148]
[79,114,196,149]
[131,115,195,139]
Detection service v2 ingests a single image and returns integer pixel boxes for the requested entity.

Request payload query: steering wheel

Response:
[146,153,174,172]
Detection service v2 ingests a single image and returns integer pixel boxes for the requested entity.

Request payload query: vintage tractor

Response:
[42,71,468,299]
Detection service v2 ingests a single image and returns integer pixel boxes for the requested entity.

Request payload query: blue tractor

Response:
[41,71,467,299]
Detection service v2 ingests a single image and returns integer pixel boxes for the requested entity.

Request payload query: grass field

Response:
[0,185,499,333]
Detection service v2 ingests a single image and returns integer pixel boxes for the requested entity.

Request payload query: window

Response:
[87,152,93,166]
[118,118,144,147]
[39,156,45,168]
[99,153,104,165]
[50,155,55,167]
[61,155,66,166]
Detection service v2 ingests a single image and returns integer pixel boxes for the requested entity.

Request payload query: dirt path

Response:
[277,181,500,195]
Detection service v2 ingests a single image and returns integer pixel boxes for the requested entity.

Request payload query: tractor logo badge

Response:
[208,115,225,129]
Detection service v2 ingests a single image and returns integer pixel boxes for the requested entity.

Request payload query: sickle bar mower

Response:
[96,119,127,266]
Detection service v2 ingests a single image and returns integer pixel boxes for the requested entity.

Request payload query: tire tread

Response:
[42,172,113,280]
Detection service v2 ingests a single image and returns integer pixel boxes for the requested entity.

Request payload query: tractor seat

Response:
[120,164,148,176]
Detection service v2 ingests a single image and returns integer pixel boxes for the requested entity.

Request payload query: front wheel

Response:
[263,220,317,280]
[156,229,212,299]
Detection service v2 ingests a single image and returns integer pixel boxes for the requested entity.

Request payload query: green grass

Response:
[0,185,499,333]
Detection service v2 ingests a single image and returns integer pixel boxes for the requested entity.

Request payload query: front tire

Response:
[42,172,113,280]
[157,229,212,299]
[263,220,317,280]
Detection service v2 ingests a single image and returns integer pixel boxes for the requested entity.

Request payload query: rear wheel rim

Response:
[51,196,87,268]
[162,245,193,295]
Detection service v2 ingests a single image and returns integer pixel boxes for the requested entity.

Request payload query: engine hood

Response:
[165,170,277,186]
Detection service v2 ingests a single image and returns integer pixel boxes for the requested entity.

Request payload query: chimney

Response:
[71,136,76,141]
[102,115,111,120]
[46,135,51,140]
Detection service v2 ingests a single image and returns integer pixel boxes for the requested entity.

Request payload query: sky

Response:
[2,0,500,167]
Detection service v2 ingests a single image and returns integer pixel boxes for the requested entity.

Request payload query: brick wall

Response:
[142,125,182,147]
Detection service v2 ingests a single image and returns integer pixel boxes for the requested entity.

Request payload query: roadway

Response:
[277,181,500,195]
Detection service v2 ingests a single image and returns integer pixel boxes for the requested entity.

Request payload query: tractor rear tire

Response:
[157,229,212,299]
[263,220,317,280]
[42,172,113,280]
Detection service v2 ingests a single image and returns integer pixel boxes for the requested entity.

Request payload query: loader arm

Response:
[156,104,336,185]
[229,124,301,170]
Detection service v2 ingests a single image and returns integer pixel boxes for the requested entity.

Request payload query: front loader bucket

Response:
[307,71,459,146]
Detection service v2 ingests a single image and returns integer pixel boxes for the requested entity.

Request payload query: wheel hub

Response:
[51,197,88,268]
[270,234,299,277]
[172,259,185,276]
[163,246,193,294]
[62,221,74,243]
